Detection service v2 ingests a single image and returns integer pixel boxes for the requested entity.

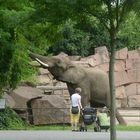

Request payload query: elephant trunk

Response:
[29,52,49,68]
[29,52,46,61]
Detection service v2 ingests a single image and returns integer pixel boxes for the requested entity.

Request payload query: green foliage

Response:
[0,45,13,95]
[47,21,93,56]
[47,19,109,56]
[0,107,27,129]
[0,0,37,96]
[0,0,140,97]
[118,12,140,50]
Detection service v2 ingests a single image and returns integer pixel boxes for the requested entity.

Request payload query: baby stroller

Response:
[79,107,97,131]
[94,110,110,132]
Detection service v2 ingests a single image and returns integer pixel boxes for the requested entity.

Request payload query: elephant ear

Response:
[55,58,68,70]
[60,65,86,84]
[55,57,74,70]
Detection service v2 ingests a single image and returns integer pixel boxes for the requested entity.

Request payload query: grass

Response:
[6,124,140,131]
[26,124,71,130]
[5,124,71,130]
[116,125,140,131]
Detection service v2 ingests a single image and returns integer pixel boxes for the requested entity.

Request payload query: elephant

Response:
[29,52,110,108]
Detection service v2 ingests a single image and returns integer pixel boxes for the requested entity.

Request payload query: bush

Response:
[0,107,27,130]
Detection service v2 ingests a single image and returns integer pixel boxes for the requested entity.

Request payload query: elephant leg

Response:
[116,109,126,125]
[105,89,111,108]
[66,83,77,96]
[81,89,91,107]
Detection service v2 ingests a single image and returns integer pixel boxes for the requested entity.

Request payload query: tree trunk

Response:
[109,32,117,140]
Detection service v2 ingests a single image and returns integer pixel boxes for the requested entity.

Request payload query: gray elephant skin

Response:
[29,52,110,108]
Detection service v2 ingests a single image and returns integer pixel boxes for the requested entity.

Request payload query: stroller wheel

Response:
[94,126,101,132]
[84,126,87,132]
[79,126,84,131]
[94,127,97,132]
[79,126,82,131]
[98,126,101,132]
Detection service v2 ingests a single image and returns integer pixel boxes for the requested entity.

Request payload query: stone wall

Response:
[32,46,140,125]
[36,46,140,108]
[31,95,70,125]
[4,46,140,125]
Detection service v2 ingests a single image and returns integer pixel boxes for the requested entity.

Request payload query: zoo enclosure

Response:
[12,107,140,126]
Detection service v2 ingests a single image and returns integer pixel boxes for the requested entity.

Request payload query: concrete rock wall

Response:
[74,46,140,108]
[4,46,140,125]
[36,46,140,108]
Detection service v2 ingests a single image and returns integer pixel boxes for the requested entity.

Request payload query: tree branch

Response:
[116,1,126,31]
[84,9,110,32]
[106,0,116,34]
[116,0,119,30]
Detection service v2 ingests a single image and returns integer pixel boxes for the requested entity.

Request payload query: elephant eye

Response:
[56,59,61,66]
[57,59,61,63]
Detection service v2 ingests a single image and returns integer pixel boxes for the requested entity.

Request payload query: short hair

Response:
[98,106,107,113]
[75,87,82,93]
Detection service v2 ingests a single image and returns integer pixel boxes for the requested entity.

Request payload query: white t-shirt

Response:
[71,93,81,107]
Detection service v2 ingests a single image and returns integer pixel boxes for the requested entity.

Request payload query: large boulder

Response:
[36,75,53,85]
[3,93,15,108]
[127,69,140,83]
[128,95,140,107]
[31,95,70,125]
[80,55,101,67]
[116,86,127,108]
[127,50,139,59]
[118,109,140,125]
[125,83,140,96]
[116,86,126,99]
[115,47,128,60]
[10,86,44,109]
[126,59,140,70]
[114,60,126,72]
[95,46,109,64]
[114,71,130,87]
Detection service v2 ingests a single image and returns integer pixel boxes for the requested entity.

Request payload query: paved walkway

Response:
[0,130,140,140]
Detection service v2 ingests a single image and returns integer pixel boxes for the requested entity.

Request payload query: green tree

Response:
[47,19,109,56]
[32,1,140,140]
[0,0,35,96]
[84,1,140,140]
[118,11,140,50]
[31,0,110,56]
[47,21,92,56]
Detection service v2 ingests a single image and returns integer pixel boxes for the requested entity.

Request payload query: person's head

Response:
[75,87,82,94]
[98,106,108,113]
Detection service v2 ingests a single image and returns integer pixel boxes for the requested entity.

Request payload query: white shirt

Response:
[71,93,81,108]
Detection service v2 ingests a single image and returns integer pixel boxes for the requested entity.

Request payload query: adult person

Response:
[70,87,83,131]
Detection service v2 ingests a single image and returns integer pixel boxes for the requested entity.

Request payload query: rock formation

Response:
[4,46,140,125]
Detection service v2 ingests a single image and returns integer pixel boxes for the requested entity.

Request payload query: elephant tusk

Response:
[35,58,49,67]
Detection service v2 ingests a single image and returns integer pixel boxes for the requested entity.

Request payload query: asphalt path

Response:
[0,130,140,140]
